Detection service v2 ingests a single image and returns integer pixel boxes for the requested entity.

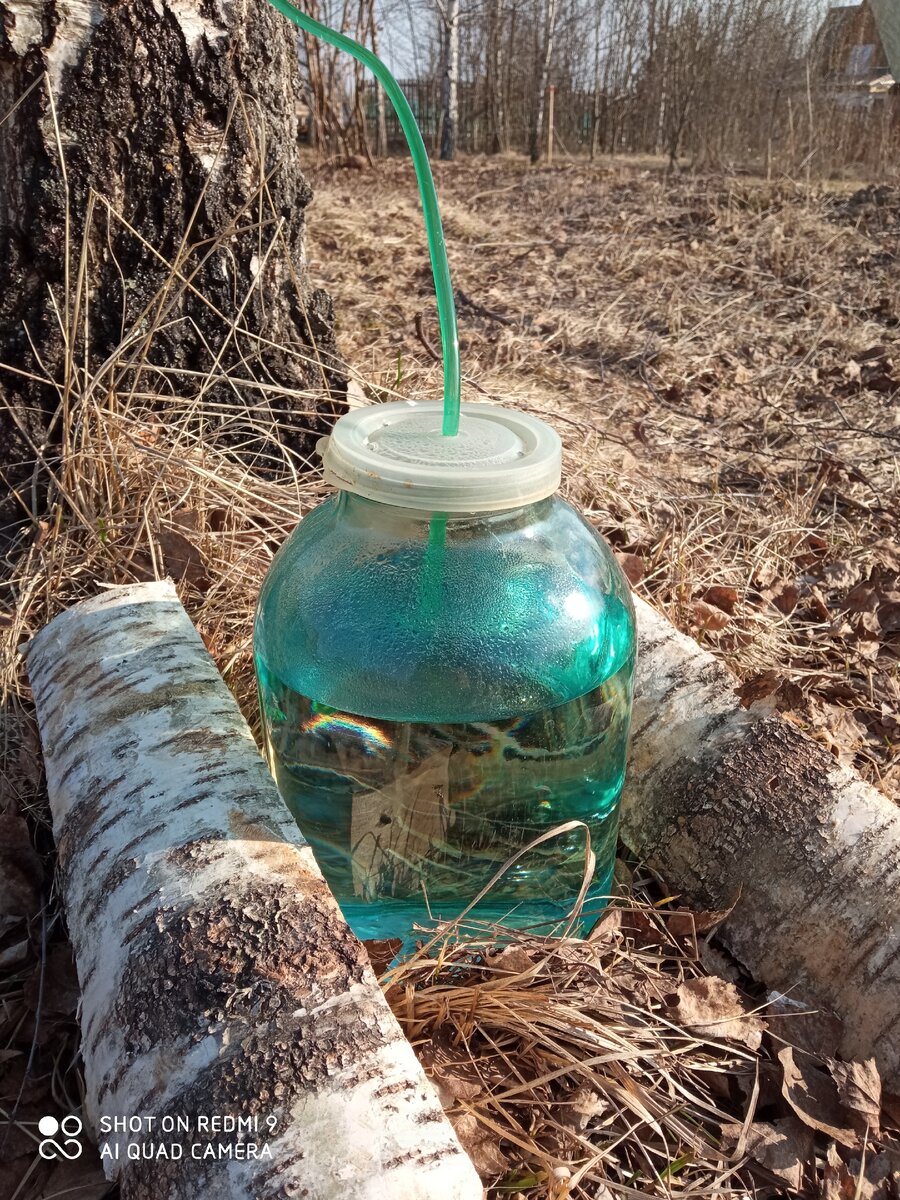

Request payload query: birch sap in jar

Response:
[254,402,636,942]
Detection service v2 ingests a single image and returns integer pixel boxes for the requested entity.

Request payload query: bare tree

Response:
[369,3,390,155]
[530,0,558,162]
[487,0,509,152]
[439,0,461,159]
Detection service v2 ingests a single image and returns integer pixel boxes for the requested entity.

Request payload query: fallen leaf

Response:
[667,976,765,1050]
[778,1045,858,1146]
[735,670,780,708]
[154,528,210,592]
[590,905,665,948]
[721,1116,812,1189]
[761,577,799,615]
[882,1090,900,1132]
[809,701,870,766]
[766,992,844,1059]
[0,939,31,969]
[666,907,732,938]
[692,599,730,632]
[828,1057,881,1134]
[615,551,645,586]
[821,1140,856,1200]
[851,611,881,640]
[419,1034,490,1107]
[451,1112,508,1177]
[822,561,863,591]
[752,559,779,589]
[486,945,537,976]
[363,938,402,977]
[807,585,831,621]
[778,679,804,710]
[845,578,881,614]
[878,598,900,633]
[556,1086,608,1131]
[171,507,201,533]
[871,539,900,572]
[703,585,738,614]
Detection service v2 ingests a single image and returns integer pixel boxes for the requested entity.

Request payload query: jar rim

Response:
[320,400,562,513]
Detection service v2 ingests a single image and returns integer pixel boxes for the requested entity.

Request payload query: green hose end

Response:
[266,0,461,438]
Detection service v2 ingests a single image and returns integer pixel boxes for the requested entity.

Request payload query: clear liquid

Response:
[258,662,632,942]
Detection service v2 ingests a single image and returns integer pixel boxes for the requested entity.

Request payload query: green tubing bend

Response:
[265,0,461,436]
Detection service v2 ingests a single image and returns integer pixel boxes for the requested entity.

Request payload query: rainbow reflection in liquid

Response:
[257,660,632,942]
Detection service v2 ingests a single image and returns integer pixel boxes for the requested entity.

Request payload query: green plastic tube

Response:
[265,0,461,436]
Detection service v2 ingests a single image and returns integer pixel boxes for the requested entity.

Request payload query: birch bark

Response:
[439,0,460,161]
[623,596,900,1089]
[529,0,558,163]
[24,581,482,1200]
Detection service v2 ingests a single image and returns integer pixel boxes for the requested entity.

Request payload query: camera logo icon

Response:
[38,1115,83,1160]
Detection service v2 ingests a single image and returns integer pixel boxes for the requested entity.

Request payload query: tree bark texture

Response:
[439,0,459,161]
[486,0,506,154]
[529,0,557,163]
[0,0,344,529]
[623,596,900,1089]
[23,581,482,1200]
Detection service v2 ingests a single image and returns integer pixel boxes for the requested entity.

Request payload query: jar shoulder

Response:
[255,494,635,719]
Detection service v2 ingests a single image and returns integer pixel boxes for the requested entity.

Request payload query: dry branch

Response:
[23,581,481,1200]
[623,595,900,1088]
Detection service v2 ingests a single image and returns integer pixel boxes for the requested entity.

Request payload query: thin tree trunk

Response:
[369,3,389,156]
[529,0,557,163]
[622,596,900,1089]
[24,581,482,1200]
[590,4,604,161]
[0,0,344,538]
[487,0,506,153]
[439,0,460,160]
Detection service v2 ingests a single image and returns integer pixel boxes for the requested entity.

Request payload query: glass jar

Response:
[254,402,636,941]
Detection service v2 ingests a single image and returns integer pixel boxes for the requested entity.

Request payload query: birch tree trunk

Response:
[623,596,900,1089]
[529,0,557,163]
[24,582,482,1200]
[369,4,389,156]
[439,0,460,161]
[0,0,344,537]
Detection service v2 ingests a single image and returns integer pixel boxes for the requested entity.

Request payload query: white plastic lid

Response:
[319,400,562,513]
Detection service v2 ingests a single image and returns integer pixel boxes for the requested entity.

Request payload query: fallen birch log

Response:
[623,595,900,1088]
[24,582,482,1200]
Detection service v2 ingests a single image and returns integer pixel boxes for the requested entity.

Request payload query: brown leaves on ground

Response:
[387,895,900,1199]
[721,1116,813,1191]
[0,933,88,1200]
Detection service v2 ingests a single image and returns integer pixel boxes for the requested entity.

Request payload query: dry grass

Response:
[381,892,762,1200]
[307,155,900,799]
[1,146,899,1198]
